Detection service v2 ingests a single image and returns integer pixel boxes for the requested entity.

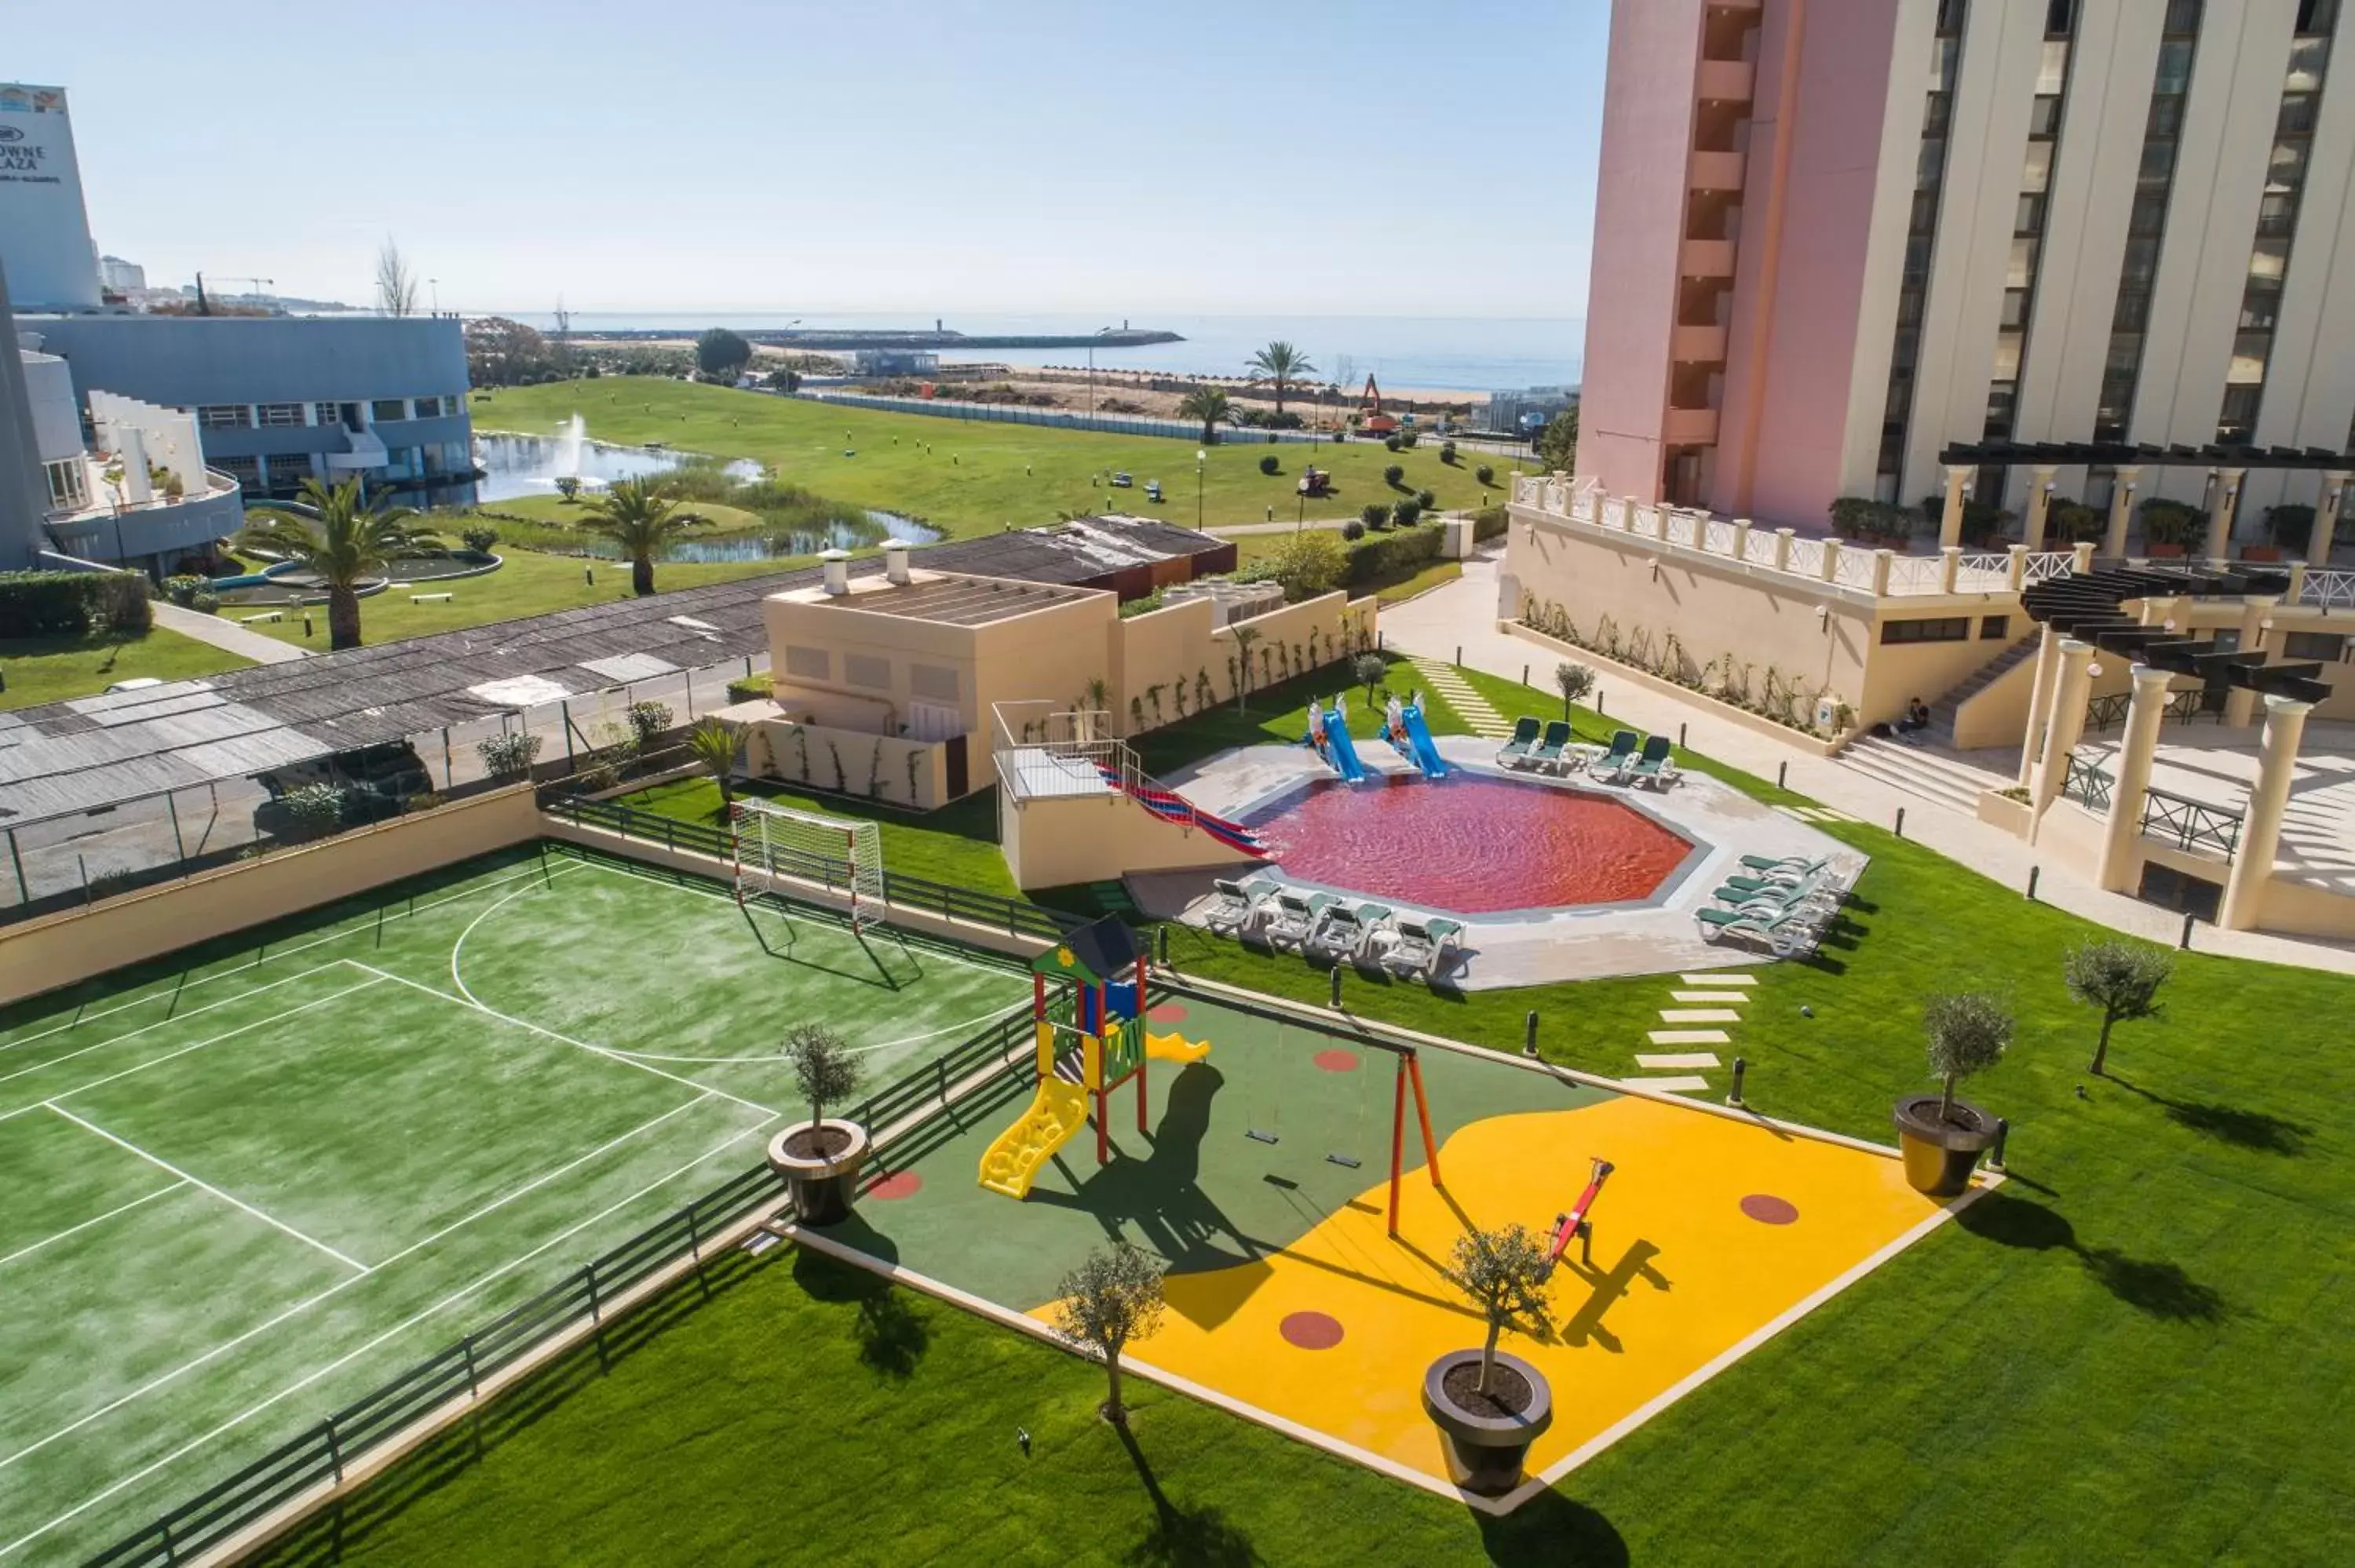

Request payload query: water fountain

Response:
[552,413,586,485]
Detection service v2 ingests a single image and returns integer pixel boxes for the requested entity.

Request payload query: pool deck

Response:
[1132,738,1863,988]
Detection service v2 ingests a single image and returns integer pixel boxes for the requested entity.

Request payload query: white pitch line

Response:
[0,1181,187,1271]
[0,976,390,1126]
[0,858,568,1055]
[42,1105,368,1274]
[0,963,348,1083]
[342,961,779,1120]
[612,1003,1021,1064]
[0,1118,776,1563]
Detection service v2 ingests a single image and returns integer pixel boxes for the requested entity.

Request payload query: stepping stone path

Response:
[1630,972,1757,1098]
[1775,804,1857,825]
[1405,657,1516,740]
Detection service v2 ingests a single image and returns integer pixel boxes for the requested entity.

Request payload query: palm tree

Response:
[581,476,706,596]
[1177,386,1234,447]
[1246,341,1318,417]
[685,718,742,809]
[236,478,442,651]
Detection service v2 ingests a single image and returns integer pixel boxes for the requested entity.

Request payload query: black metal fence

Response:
[540,793,1082,943]
[2062,751,2114,811]
[2139,786,2244,859]
[2083,687,2228,733]
[84,1000,1035,1568]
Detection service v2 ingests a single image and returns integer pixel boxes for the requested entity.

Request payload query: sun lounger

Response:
[1694,904,1826,958]
[1528,720,1574,771]
[1495,717,1543,768]
[1740,854,1831,878]
[1590,729,1641,781]
[1711,880,1842,917]
[1264,890,1335,949]
[1380,913,1465,979]
[1203,877,1278,935]
[1309,901,1393,961]
[1622,735,1674,787]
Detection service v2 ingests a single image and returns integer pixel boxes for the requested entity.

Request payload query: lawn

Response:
[0,627,254,711]
[467,378,1500,538]
[232,546,794,651]
[236,665,2355,1564]
[1230,526,1468,606]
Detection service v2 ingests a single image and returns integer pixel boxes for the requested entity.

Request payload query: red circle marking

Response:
[1280,1311,1345,1350]
[868,1171,924,1200]
[1313,1048,1360,1073]
[1740,1194,1799,1225]
[1148,1003,1189,1023]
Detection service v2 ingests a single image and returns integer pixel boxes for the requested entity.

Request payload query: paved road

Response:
[152,601,310,665]
[1379,551,2355,975]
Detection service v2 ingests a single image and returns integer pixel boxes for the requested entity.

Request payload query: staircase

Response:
[1927,638,2038,741]
[1836,734,2014,815]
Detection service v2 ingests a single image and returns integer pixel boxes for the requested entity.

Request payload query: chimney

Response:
[885,539,914,584]
[820,548,850,595]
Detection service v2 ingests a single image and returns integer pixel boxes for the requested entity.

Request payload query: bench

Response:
[410,591,455,603]
[237,611,283,625]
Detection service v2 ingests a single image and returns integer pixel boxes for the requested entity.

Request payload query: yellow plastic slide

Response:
[1147,1031,1211,1064]
[977,1077,1090,1198]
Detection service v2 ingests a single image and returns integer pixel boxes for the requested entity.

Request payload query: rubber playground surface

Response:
[821,994,1979,1501]
[0,845,1029,1564]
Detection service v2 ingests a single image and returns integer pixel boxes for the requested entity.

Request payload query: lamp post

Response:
[1087,326,1113,419]
[1196,448,1207,530]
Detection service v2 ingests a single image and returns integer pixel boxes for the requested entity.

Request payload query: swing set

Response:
[1237,1025,1445,1240]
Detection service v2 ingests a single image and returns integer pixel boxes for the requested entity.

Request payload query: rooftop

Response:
[796,571,1100,627]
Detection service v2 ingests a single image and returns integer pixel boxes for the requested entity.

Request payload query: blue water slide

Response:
[1324,707,1369,782]
[1400,704,1451,779]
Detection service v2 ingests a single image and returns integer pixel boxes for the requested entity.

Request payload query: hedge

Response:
[0,571,104,637]
[1345,523,1444,586]
[1472,505,1509,542]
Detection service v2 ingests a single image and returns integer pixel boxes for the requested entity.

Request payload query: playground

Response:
[813,952,1984,1503]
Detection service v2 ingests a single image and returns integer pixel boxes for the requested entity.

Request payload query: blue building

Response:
[22,315,476,505]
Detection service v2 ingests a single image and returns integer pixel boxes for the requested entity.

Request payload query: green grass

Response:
[0,628,254,711]
[0,846,1030,1563]
[247,667,2355,1564]
[1229,527,1467,606]
[468,377,1499,538]
[469,491,772,539]
[234,547,794,651]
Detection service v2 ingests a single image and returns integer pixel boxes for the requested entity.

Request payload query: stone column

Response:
[2022,466,2058,552]
[2311,471,2350,565]
[2221,596,2277,727]
[2018,624,2064,786]
[2098,665,2175,892]
[2030,639,2098,830]
[1941,545,1962,593]
[1871,549,1894,596]
[1820,538,1842,582]
[2203,469,2244,562]
[2006,544,2028,592]
[1732,517,1752,561]
[1939,465,1972,549]
[2105,467,2141,558]
[2220,696,2313,931]
[1773,527,1794,571]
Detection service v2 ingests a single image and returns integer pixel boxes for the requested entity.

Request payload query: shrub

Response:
[1414,488,1436,512]
[1829,495,1919,543]
[1348,523,1444,585]
[2265,503,2316,550]
[162,574,206,608]
[1360,503,1387,527]
[1384,435,1403,453]
[96,572,152,635]
[476,730,543,782]
[0,571,101,636]
[1382,463,1405,487]
[1258,454,1280,476]
[2047,500,2105,545]
[190,590,220,614]
[1440,440,1458,465]
[279,782,347,839]
[1353,652,1387,702]
[1267,531,1349,601]
[2138,497,2204,548]
[1472,505,1509,542]
[460,526,499,552]
[553,476,582,501]
[1342,519,1367,542]
[626,700,674,745]
[1327,425,1348,443]
[726,671,774,703]
[1391,499,1423,527]
[1398,430,1419,450]
[2064,940,2171,1076]
[1475,463,1495,486]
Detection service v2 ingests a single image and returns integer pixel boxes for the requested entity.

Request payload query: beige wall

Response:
[1108,591,1374,735]
[971,596,1116,742]
[0,787,540,1008]
[742,719,950,811]
[999,788,1259,891]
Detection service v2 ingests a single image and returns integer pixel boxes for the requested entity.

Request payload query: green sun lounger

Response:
[1695,903,1826,957]
[1496,717,1543,767]
[1740,854,1831,878]
[1265,891,1336,949]
[1381,913,1465,979]
[1591,729,1641,779]
[1622,734,1674,786]
[1203,877,1278,934]
[1530,720,1574,771]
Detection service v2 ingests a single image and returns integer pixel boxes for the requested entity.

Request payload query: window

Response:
[213,455,261,488]
[265,454,312,491]
[312,401,339,427]
[783,646,831,680]
[845,653,892,690]
[371,399,408,423]
[256,403,305,428]
[414,395,451,419]
[1981,616,2011,640]
[44,457,89,510]
[2282,631,2347,662]
[1882,617,1971,645]
[197,404,252,429]
[2028,94,2062,137]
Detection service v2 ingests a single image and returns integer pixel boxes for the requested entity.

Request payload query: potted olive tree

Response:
[1893,992,2013,1197]
[765,1025,868,1225]
[1423,1224,1557,1494]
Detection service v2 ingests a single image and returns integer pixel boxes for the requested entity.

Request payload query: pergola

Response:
[1931,439,2353,559]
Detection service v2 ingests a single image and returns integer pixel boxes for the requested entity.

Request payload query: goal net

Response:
[729,799,886,929]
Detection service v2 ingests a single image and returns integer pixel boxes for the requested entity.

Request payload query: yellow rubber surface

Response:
[1031,1094,1955,1485]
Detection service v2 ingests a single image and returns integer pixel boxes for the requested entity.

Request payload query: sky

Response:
[13,0,1606,319]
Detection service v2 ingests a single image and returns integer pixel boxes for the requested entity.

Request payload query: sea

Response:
[489,312,1583,396]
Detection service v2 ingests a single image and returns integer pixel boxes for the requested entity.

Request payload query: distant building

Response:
[97,255,145,294]
[853,348,940,376]
[0,84,102,312]
[25,315,476,505]
[1485,387,1575,436]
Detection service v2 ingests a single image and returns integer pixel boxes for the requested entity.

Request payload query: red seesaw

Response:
[1543,1157,1615,1277]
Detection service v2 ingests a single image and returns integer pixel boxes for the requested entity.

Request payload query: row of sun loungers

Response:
[1495,720,1681,791]
[1201,877,1463,980]
[1692,855,1849,957]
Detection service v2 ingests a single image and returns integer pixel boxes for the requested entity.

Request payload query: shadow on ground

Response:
[1956,1191,2225,1323]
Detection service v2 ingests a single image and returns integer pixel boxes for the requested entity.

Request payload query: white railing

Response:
[1743,531,1780,567]
[2022,551,2078,585]
[2301,569,2355,610]
[1833,551,1879,590]
[1703,518,1737,555]
[1957,552,2010,579]
[1784,538,1826,578]
[1663,511,1700,548]
[1882,555,1947,595]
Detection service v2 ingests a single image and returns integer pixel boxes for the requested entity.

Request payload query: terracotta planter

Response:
[1893,1095,1997,1198]
[2240,545,2284,562]
[1422,1349,1554,1495]
[2145,542,2188,559]
[766,1119,871,1226]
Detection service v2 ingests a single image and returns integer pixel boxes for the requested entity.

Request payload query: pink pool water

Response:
[1241,773,1692,914]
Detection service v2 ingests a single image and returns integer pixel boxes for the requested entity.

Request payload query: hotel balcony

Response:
[1689,150,1747,192]
[45,465,245,568]
[1672,323,1730,363]
[1696,58,1756,103]
[1664,407,1721,446]
[1680,238,1736,279]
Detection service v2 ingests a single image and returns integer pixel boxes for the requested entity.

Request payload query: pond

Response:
[558,508,937,563]
[473,419,763,501]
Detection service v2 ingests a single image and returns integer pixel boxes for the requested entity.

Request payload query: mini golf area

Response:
[0,846,1031,1564]
[816,992,1988,1504]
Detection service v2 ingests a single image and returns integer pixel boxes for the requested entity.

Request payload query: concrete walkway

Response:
[1379,551,2355,975]
[152,601,310,665]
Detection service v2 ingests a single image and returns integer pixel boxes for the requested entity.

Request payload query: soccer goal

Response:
[729,799,886,929]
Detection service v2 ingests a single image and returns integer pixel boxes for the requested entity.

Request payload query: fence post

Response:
[938,1056,951,1103]
[166,791,188,866]
[443,726,454,786]
[687,1206,702,1262]
[462,1335,480,1397]
[326,1417,345,1483]
[586,1261,602,1324]
[6,829,26,908]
